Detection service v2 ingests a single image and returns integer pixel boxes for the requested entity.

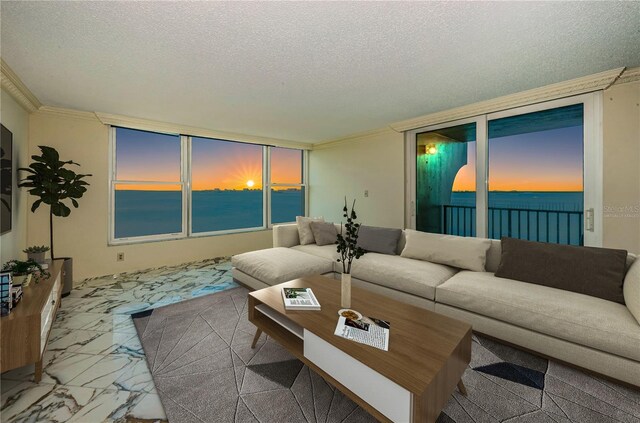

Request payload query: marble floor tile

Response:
[66,389,140,423]
[65,354,153,392]
[78,313,137,334]
[1,382,58,420]
[51,311,108,331]
[1,257,233,422]
[75,332,138,355]
[2,383,102,423]
[46,329,106,352]
[0,379,26,395]
[126,392,167,421]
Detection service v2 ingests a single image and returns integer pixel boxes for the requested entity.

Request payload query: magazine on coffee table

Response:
[281,287,321,310]
[334,315,390,351]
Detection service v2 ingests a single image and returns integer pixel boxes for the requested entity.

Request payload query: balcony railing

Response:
[442,205,584,246]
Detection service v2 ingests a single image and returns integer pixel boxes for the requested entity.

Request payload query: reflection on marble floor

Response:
[1,257,236,423]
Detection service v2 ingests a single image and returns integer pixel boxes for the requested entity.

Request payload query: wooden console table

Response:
[248,275,472,423]
[0,259,64,382]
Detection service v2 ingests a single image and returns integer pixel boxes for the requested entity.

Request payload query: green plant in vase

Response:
[336,198,366,308]
[23,245,50,263]
[2,259,50,286]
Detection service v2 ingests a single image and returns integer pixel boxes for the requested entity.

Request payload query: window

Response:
[487,104,584,245]
[415,122,477,236]
[110,128,306,243]
[112,128,185,240]
[269,147,305,224]
[191,137,263,233]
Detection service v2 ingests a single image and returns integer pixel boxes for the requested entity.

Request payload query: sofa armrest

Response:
[624,255,640,325]
[273,223,300,248]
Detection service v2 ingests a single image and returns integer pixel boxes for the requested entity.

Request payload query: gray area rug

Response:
[132,287,640,423]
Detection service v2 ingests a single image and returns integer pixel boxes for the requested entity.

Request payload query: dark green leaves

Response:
[18,145,92,217]
[335,197,366,274]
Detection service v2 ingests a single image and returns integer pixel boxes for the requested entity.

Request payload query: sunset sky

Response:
[115,128,302,190]
[451,125,583,192]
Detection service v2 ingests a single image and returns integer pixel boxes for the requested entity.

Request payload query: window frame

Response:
[109,128,188,245]
[108,128,308,245]
[266,147,308,228]
[404,92,603,247]
[188,138,267,237]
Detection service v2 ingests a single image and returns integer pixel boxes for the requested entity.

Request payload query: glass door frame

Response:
[405,92,603,246]
[405,115,488,238]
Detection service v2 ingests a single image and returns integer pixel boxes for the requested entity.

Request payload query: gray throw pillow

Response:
[495,237,628,304]
[296,216,324,245]
[309,222,338,246]
[357,226,402,255]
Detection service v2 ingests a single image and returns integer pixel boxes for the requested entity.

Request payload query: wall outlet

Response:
[117,252,125,262]
[364,190,369,198]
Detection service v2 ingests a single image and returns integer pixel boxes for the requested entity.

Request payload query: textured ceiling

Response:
[2,1,639,143]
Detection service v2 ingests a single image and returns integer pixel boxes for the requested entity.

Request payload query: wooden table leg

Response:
[457,379,467,396]
[34,359,43,383]
[251,328,262,349]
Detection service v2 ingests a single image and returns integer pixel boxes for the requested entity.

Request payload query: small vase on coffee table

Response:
[341,273,351,308]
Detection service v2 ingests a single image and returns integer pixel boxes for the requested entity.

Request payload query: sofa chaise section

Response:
[232,247,333,290]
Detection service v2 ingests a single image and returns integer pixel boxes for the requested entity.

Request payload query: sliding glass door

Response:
[415,121,478,236]
[487,104,584,245]
[407,93,602,246]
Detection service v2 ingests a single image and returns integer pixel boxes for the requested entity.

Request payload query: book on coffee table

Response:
[281,287,321,310]
[335,315,390,351]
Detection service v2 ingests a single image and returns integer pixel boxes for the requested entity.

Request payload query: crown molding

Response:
[95,112,311,150]
[36,105,100,122]
[390,67,626,132]
[614,67,640,85]
[312,127,399,150]
[0,58,42,112]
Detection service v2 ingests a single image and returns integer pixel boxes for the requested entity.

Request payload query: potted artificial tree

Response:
[19,146,91,296]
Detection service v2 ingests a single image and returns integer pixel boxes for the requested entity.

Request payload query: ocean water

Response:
[115,189,303,239]
[450,191,583,211]
[446,191,584,244]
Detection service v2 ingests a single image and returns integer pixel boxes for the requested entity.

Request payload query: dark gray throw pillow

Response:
[357,226,402,255]
[495,237,628,304]
[309,221,338,246]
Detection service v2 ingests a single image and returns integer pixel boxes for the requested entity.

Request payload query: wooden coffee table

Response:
[248,274,472,423]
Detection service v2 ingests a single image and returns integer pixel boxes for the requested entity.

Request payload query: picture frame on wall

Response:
[1,124,12,235]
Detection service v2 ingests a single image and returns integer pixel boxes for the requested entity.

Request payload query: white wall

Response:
[602,80,640,253]
[27,110,273,282]
[309,129,405,228]
[0,89,30,264]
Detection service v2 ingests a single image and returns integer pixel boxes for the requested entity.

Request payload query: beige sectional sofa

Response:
[232,223,640,386]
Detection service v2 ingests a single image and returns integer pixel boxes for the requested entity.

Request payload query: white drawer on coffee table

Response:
[303,329,411,422]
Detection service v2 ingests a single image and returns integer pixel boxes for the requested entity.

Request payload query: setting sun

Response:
[246,180,255,188]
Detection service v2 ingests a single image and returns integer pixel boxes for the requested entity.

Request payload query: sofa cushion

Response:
[624,257,640,325]
[232,247,333,286]
[292,244,340,261]
[350,253,457,300]
[273,224,300,248]
[401,229,491,271]
[357,226,402,255]
[309,221,338,246]
[436,271,640,361]
[495,237,628,304]
[296,216,324,245]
